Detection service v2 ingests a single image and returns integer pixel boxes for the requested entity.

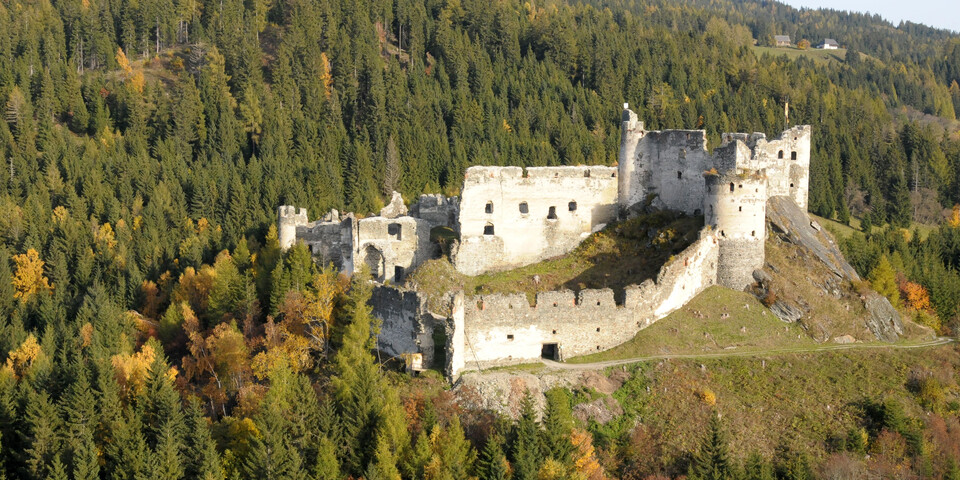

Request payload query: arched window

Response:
[729,183,735,192]
[778,150,784,159]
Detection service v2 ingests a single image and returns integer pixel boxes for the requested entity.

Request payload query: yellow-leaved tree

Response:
[2,334,45,379]
[12,249,53,302]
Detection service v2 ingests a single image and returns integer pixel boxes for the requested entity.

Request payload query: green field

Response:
[752,45,847,63]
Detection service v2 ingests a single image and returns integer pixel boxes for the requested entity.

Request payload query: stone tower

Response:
[278,205,308,251]
[704,169,767,290]
[617,104,645,210]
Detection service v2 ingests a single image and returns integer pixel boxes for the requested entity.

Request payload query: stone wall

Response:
[369,285,439,367]
[355,216,436,283]
[618,105,810,215]
[409,194,460,232]
[722,126,811,209]
[449,231,719,373]
[454,165,619,275]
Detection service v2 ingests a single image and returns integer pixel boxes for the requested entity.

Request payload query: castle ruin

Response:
[278,105,812,377]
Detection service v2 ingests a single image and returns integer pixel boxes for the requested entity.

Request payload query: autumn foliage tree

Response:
[12,249,52,303]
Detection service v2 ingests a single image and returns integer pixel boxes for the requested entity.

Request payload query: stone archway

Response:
[364,245,384,280]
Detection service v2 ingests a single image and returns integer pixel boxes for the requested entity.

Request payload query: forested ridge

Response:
[4,0,960,477]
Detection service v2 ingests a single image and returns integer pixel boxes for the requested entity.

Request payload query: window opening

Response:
[547,206,557,220]
[387,223,402,240]
[778,150,784,159]
[485,202,493,214]
[729,183,735,192]
[677,171,683,180]
[519,202,529,214]
[568,201,577,212]
[507,334,514,340]
[394,266,404,283]
[791,151,798,160]
[483,224,495,235]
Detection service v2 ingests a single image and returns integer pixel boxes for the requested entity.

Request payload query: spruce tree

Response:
[541,388,574,464]
[183,398,225,480]
[477,434,509,480]
[689,413,734,480]
[241,403,307,480]
[510,392,542,480]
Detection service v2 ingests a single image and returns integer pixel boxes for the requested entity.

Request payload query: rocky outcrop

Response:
[766,196,859,280]
[761,196,902,341]
[863,291,904,342]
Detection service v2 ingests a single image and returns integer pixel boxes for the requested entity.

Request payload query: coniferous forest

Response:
[4,0,960,477]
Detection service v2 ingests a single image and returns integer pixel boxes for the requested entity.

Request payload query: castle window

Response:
[739,206,742,212]
[519,202,529,214]
[677,171,682,180]
[552,329,557,334]
[778,150,784,159]
[584,170,591,178]
[387,223,402,240]
[611,172,616,177]
[507,334,514,340]
[739,184,743,189]
[729,183,735,192]
[547,206,558,220]
[596,327,601,332]
[791,151,798,160]
[790,183,795,188]
[394,266,404,282]
[752,230,756,237]
[485,202,493,214]
[721,230,726,237]
[568,201,577,212]
[484,224,495,235]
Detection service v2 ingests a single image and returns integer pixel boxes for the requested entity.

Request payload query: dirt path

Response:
[540,337,955,371]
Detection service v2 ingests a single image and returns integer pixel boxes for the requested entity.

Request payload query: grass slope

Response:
[569,286,817,363]
[606,344,960,468]
[752,45,847,63]
[406,212,702,313]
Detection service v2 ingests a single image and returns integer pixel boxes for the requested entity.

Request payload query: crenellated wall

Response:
[454,165,619,275]
[449,231,718,373]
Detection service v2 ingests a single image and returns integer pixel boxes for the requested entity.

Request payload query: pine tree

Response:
[510,392,542,480]
[240,403,307,480]
[477,434,509,480]
[689,413,734,480]
[183,398,225,480]
[60,362,100,480]
[313,436,340,480]
[541,389,574,464]
[743,451,773,480]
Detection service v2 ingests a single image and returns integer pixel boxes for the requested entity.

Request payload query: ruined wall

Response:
[355,216,436,283]
[721,126,811,209]
[618,107,711,214]
[409,194,460,231]
[295,217,354,271]
[278,206,309,251]
[450,232,718,373]
[618,106,811,215]
[369,285,438,367]
[454,165,619,275]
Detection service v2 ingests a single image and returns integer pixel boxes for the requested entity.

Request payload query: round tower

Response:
[703,170,766,290]
[278,205,308,251]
